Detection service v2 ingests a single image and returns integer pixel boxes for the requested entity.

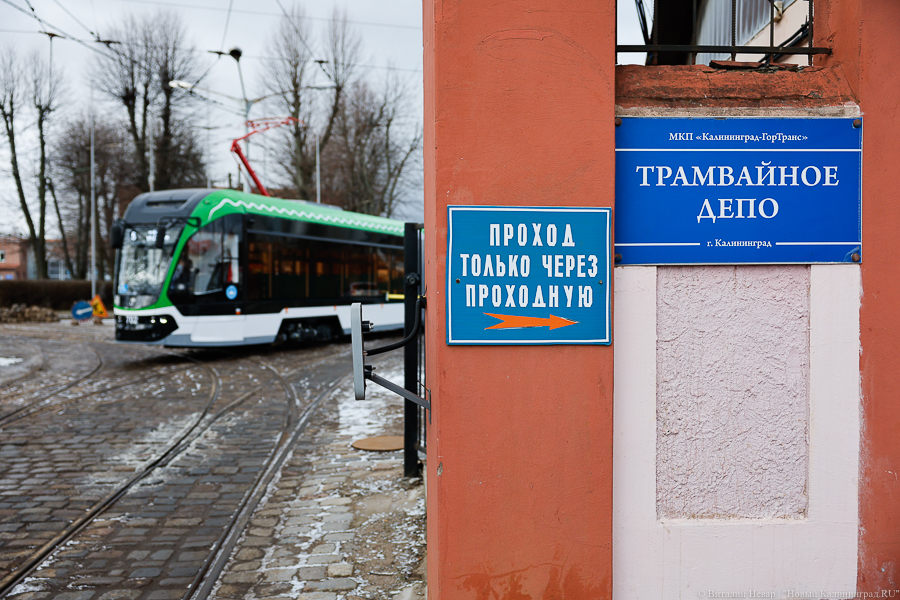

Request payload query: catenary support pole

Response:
[90,88,96,299]
[316,135,321,204]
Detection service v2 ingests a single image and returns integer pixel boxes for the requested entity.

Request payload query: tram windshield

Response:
[116,225,183,309]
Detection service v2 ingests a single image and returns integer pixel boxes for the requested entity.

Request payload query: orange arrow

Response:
[484,313,579,330]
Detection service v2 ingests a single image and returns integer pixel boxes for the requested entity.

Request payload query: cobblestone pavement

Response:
[0,323,426,600]
[212,355,426,600]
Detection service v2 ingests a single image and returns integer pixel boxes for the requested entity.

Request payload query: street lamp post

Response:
[316,134,321,203]
[90,87,96,299]
[211,48,253,192]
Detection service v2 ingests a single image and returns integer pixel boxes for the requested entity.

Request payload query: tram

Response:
[111,189,405,347]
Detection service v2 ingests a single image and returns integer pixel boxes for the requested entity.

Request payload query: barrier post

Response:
[404,222,421,478]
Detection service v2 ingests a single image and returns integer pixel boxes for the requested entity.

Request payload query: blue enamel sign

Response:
[446,206,611,345]
[615,117,862,264]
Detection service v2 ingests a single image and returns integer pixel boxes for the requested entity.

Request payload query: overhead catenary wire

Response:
[218,0,235,52]
[272,0,320,68]
[3,0,424,200]
[0,0,118,60]
[187,0,237,88]
[47,35,422,77]
[7,0,421,77]
[114,0,421,31]
[20,0,47,31]
[90,0,99,37]
[47,0,99,39]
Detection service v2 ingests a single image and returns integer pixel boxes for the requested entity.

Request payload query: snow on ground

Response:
[336,357,405,441]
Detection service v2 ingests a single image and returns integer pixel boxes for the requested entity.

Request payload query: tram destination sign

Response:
[446,206,611,345]
[615,117,862,264]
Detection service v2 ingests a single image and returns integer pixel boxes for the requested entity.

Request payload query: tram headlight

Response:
[115,313,177,342]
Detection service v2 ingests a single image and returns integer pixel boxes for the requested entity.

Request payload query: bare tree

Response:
[53,115,135,279]
[259,10,420,215]
[324,76,422,217]
[92,14,154,191]
[0,48,29,251]
[319,8,362,159]
[0,46,63,279]
[262,7,361,201]
[262,5,314,198]
[92,10,205,192]
[152,11,204,190]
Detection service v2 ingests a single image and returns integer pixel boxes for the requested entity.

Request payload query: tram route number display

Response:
[446,206,611,345]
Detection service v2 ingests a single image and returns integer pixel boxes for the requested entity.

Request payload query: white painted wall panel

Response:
[614,265,859,600]
[656,265,810,519]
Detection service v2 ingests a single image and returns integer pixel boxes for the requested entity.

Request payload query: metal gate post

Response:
[403,222,421,478]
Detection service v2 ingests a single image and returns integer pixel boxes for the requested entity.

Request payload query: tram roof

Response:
[123,189,405,237]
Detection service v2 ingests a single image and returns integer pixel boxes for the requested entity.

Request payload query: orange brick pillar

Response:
[833,0,900,591]
[423,1,616,598]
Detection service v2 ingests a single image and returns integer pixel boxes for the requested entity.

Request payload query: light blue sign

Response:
[615,117,862,264]
[72,301,92,321]
[446,206,611,345]
[225,284,238,300]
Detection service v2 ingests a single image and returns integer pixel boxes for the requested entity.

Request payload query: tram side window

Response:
[246,232,403,303]
[372,248,404,297]
[311,246,344,299]
[169,215,241,303]
[247,240,273,301]
[346,246,377,297]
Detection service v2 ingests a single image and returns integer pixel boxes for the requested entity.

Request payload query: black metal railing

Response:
[617,0,830,66]
[403,222,426,478]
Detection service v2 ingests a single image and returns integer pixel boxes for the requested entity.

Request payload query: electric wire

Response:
[114,0,421,31]
[90,0,98,38]
[172,89,246,118]
[272,0,320,66]
[20,0,46,31]
[0,0,117,60]
[218,0,234,52]
[186,0,239,89]
[47,0,98,39]
[3,15,420,76]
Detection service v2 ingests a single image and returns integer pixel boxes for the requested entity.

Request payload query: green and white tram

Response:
[112,189,405,347]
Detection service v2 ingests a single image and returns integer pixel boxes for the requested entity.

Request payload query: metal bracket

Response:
[365,365,431,411]
[349,302,430,416]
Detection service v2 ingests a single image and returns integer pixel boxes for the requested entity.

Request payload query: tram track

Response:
[0,358,223,596]
[185,369,350,600]
[0,366,179,429]
[0,341,46,389]
[0,345,351,598]
[0,341,193,428]
[0,344,103,408]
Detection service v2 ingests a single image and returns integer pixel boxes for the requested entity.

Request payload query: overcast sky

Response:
[0,0,646,233]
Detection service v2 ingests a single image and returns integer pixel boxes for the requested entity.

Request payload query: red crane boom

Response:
[230,117,300,197]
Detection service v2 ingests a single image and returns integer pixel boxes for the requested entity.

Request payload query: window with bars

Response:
[616,0,830,66]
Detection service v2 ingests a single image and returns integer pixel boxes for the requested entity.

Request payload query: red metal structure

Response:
[230,117,300,197]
